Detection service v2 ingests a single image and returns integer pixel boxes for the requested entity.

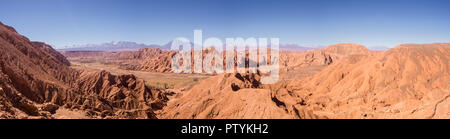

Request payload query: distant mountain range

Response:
[59,41,320,52]
[367,46,390,51]
[58,41,172,51]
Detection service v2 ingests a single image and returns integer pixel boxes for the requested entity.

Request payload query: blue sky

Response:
[0,0,449,48]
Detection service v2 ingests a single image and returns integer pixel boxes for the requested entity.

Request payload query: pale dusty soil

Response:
[70,61,211,89]
[53,108,89,119]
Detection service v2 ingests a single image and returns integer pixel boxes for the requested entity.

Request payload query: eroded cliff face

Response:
[124,49,177,73]
[280,43,371,70]
[160,43,449,119]
[72,70,171,119]
[31,42,71,66]
[0,22,168,119]
[159,72,295,119]
[275,44,450,119]
[61,48,177,73]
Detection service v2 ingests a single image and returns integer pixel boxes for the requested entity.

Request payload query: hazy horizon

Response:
[1,0,449,49]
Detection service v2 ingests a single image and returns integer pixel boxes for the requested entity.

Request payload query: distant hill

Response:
[368,46,390,51]
[279,44,318,51]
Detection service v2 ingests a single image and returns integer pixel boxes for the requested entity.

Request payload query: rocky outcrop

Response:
[71,70,169,118]
[0,22,167,119]
[160,71,299,119]
[160,43,449,119]
[280,43,371,70]
[31,42,71,66]
[61,48,176,73]
[122,49,176,73]
[276,43,450,119]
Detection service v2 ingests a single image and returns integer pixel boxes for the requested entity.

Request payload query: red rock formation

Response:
[278,43,450,119]
[61,48,177,73]
[31,42,71,66]
[0,22,167,119]
[159,72,295,119]
[160,43,449,119]
[124,49,177,73]
[280,43,371,70]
